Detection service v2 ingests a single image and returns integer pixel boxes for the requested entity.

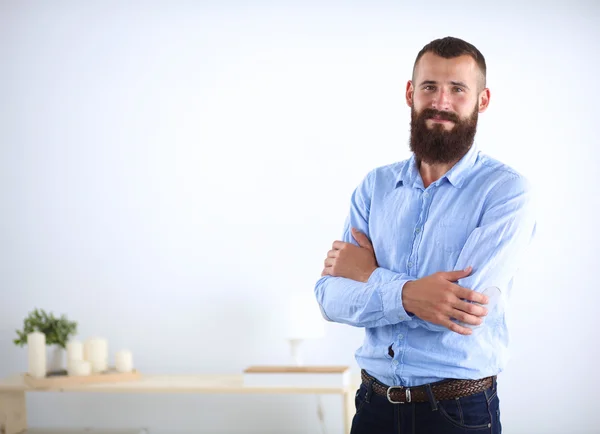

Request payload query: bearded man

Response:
[315,36,536,434]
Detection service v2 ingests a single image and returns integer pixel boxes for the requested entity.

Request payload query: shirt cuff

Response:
[368,267,403,283]
[369,268,414,323]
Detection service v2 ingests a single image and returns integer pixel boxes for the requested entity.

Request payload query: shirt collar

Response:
[443,143,480,188]
[395,143,479,189]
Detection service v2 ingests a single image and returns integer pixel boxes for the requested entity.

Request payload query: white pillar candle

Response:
[83,339,91,361]
[67,340,83,362]
[115,350,133,373]
[86,338,108,373]
[28,331,46,378]
[67,360,91,376]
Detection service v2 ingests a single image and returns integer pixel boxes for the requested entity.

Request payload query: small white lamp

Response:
[285,292,326,366]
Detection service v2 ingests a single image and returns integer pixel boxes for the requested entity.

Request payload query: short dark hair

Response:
[412,37,487,89]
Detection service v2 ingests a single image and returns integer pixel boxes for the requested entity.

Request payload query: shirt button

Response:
[393,360,399,366]
[415,227,421,233]
[407,262,413,268]
[398,334,404,340]
[423,192,430,198]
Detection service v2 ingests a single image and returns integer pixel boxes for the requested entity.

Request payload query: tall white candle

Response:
[86,338,108,373]
[83,339,91,361]
[67,340,83,361]
[27,331,46,378]
[115,350,133,373]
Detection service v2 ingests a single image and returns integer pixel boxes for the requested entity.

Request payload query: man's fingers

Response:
[450,308,483,326]
[321,267,332,277]
[440,266,473,282]
[454,286,489,305]
[324,258,335,268]
[441,319,472,336]
[455,300,488,317]
[351,228,373,249]
[327,249,339,258]
[332,240,348,250]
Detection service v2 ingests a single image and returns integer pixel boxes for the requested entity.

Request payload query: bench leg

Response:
[0,391,27,434]
[343,389,354,434]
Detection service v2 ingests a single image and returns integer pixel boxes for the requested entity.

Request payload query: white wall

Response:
[1,1,598,433]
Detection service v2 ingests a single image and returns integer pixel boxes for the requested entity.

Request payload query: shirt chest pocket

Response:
[432,216,470,253]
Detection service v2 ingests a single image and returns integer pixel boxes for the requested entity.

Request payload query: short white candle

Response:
[67,340,83,362]
[67,360,91,376]
[27,331,46,378]
[86,338,108,373]
[115,350,133,373]
[83,339,91,361]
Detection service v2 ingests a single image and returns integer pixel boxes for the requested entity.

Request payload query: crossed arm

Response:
[314,175,536,335]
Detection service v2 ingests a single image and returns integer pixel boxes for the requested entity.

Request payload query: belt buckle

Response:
[386,386,411,404]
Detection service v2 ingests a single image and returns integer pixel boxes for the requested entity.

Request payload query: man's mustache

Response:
[420,108,460,123]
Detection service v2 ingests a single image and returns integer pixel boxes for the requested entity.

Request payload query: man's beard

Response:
[409,104,479,165]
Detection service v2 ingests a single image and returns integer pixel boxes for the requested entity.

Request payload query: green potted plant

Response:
[14,308,78,372]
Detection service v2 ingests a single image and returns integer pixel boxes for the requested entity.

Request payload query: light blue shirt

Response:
[314,144,537,387]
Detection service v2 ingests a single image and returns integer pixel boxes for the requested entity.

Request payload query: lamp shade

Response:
[284,292,326,340]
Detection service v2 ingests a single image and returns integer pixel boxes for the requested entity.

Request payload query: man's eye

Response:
[453,87,464,92]
[424,86,435,91]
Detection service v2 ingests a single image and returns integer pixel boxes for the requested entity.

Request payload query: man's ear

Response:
[478,88,491,113]
[405,80,414,107]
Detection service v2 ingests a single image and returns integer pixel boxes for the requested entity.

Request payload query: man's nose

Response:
[431,89,451,111]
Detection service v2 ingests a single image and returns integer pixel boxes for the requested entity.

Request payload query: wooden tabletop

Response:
[0,373,354,394]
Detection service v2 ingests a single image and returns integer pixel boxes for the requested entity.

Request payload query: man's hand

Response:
[321,228,378,282]
[402,267,489,335]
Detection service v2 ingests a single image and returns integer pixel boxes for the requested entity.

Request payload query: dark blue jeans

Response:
[350,377,501,434]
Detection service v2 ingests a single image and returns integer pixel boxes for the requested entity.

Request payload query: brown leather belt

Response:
[361,370,495,404]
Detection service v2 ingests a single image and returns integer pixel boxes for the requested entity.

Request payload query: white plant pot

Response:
[47,344,65,373]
